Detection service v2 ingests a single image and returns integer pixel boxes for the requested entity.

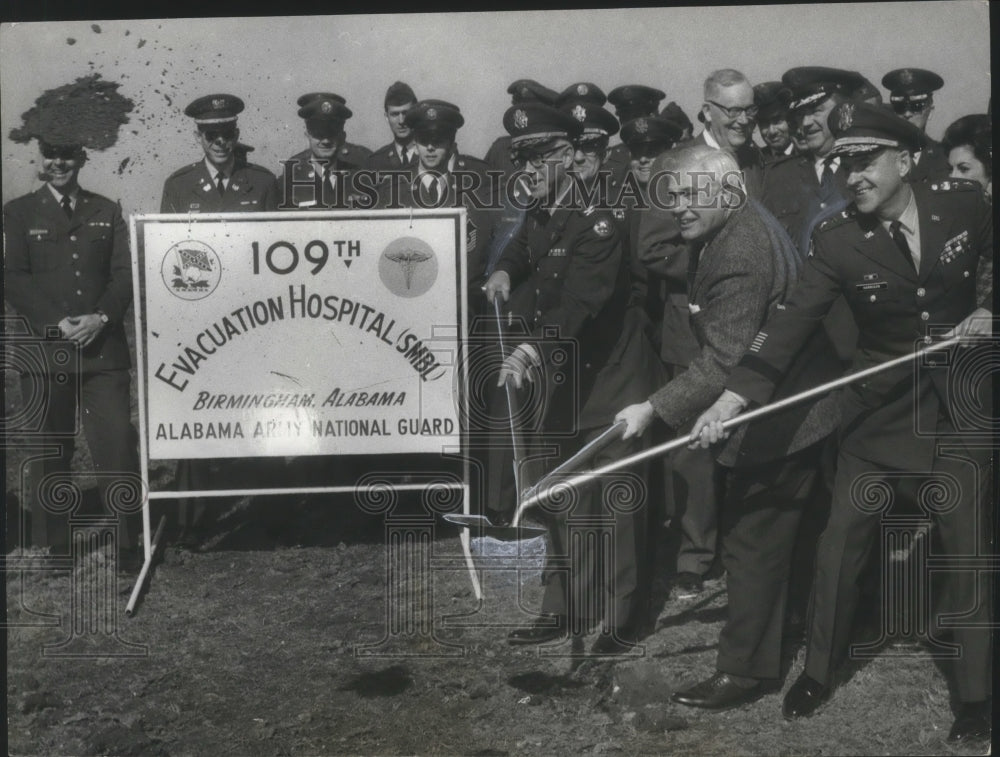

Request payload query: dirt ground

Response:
[4,478,993,757]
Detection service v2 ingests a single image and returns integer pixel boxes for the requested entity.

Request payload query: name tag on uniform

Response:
[240,200,258,206]
[29,228,52,239]
[548,248,567,257]
[855,281,888,291]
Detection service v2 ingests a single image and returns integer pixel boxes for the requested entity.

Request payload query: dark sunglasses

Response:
[40,144,82,160]
[573,137,609,156]
[629,142,671,161]
[891,100,929,115]
[200,127,238,142]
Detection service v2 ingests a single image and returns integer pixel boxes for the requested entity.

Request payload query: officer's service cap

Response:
[555,82,607,108]
[507,79,559,105]
[405,100,464,140]
[881,68,944,104]
[184,94,245,125]
[620,116,683,148]
[504,102,583,148]
[562,101,620,139]
[608,85,666,113]
[828,101,923,157]
[782,67,865,112]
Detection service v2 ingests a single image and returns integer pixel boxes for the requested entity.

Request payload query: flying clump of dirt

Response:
[9,75,134,150]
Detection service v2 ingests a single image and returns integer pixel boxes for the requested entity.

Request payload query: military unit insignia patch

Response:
[593,218,611,236]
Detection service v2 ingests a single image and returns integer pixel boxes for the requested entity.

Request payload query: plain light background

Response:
[1,3,991,218]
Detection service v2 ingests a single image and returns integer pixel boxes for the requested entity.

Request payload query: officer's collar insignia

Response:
[837,103,854,132]
[514,109,528,129]
[613,208,625,220]
[931,214,940,222]
[863,230,874,239]
[231,183,240,191]
[573,104,586,122]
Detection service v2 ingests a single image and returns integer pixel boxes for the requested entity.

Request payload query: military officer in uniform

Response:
[160,94,277,214]
[693,103,993,743]
[882,68,950,183]
[484,103,662,652]
[556,82,630,189]
[484,79,560,179]
[606,84,667,187]
[753,82,795,162]
[760,67,865,256]
[365,81,419,178]
[5,138,139,564]
[279,93,364,209]
[381,99,497,314]
[559,98,622,198]
[160,94,278,540]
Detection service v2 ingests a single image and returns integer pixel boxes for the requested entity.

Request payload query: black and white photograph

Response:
[2,3,995,755]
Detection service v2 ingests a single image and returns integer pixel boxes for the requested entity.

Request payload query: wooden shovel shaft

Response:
[513,337,962,521]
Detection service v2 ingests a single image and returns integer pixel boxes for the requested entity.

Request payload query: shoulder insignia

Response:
[592,217,612,237]
[612,208,625,221]
[167,162,201,179]
[817,207,856,232]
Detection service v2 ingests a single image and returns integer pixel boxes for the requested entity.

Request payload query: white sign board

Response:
[131,210,468,462]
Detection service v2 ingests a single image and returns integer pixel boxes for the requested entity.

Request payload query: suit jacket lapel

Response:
[34,186,74,233]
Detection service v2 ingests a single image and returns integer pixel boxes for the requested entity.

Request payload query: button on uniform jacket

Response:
[4,186,133,372]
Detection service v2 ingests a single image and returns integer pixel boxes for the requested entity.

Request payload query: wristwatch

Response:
[96,310,110,325]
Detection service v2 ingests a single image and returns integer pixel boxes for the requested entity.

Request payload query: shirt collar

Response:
[702,129,721,150]
[890,189,919,235]
[46,183,79,204]
[204,157,232,179]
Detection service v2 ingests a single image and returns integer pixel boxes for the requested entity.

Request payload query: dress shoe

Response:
[948,700,991,743]
[670,672,766,711]
[782,672,831,719]
[591,628,640,655]
[507,614,568,646]
[672,572,704,600]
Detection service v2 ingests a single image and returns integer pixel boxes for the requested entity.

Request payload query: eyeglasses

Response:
[891,100,930,115]
[200,128,237,142]
[573,137,609,156]
[706,100,758,120]
[512,144,570,169]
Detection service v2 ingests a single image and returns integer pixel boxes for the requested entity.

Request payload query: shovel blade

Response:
[442,513,547,541]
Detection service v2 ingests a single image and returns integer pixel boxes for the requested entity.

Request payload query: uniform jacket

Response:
[728,179,993,470]
[382,156,499,316]
[4,186,133,372]
[160,160,278,213]
[496,196,660,430]
[365,141,418,179]
[909,138,952,184]
[276,148,364,209]
[760,151,849,256]
[484,135,516,179]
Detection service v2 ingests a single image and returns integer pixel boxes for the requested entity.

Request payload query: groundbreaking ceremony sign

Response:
[131,210,469,485]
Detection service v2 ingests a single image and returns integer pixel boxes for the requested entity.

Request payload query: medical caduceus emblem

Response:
[386,248,432,289]
[379,237,439,298]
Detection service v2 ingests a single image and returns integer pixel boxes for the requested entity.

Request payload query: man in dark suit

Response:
[882,68,951,183]
[484,103,663,652]
[5,139,139,563]
[365,81,418,179]
[616,144,840,704]
[160,94,278,214]
[278,93,365,210]
[693,103,993,742]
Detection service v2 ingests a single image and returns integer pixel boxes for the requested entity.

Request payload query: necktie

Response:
[60,195,73,219]
[889,220,915,269]
[216,173,226,196]
[322,169,336,206]
[820,158,834,189]
[428,178,440,205]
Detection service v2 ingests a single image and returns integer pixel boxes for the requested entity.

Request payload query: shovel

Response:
[448,336,962,536]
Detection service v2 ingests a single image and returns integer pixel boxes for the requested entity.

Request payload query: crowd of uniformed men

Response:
[4,62,993,742]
